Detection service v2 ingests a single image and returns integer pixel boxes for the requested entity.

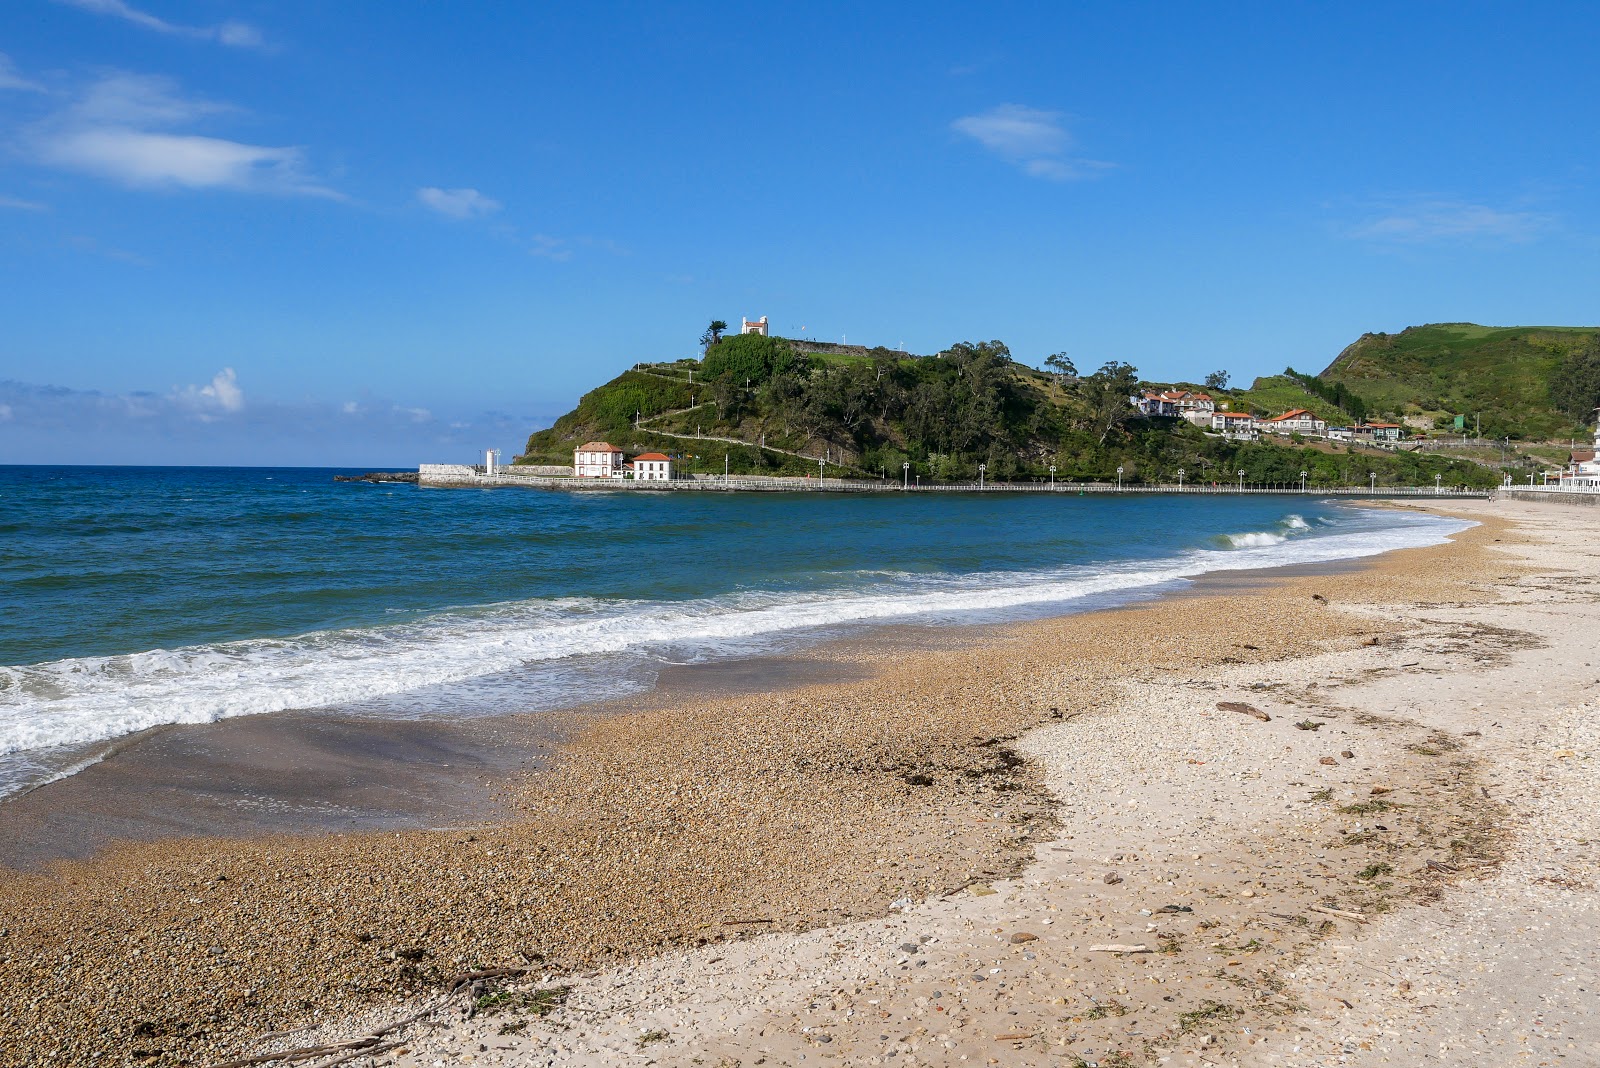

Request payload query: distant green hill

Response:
[1318,323,1600,439]
[518,333,1503,488]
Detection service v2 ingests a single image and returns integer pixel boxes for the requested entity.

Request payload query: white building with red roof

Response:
[1210,411,1258,435]
[574,441,625,478]
[1134,389,1216,418]
[1257,408,1327,434]
[632,452,674,481]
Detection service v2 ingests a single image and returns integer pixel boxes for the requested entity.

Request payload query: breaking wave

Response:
[0,507,1471,790]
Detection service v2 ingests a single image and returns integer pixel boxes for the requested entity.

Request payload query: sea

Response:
[0,466,1473,800]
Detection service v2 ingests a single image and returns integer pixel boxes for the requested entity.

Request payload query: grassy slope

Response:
[1229,375,1351,424]
[517,351,1504,488]
[1318,323,1598,439]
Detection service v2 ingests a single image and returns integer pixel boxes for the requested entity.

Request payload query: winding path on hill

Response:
[634,403,830,463]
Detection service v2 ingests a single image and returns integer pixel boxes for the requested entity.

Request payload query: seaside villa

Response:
[632,453,674,481]
[574,442,625,478]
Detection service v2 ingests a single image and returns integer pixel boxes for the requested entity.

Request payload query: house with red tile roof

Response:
[1258,408,1327,434]
[574,441,625,478]
[632,452,674,481]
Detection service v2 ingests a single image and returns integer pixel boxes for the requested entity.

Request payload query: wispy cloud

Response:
[527,233,628,262]
[416,186,501,219]
[951,104,1111,181]
[0,194,48,212]
[0,52,45,92]
[26,73,338,197]
[530,234,573,261]
[1345,197,1553,244]
[55,0,266,50]
[65,233,153,266]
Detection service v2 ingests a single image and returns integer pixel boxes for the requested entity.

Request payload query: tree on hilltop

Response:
[699,320,728,352]
[1045,352,1077,379]
[1205,369,1231,391]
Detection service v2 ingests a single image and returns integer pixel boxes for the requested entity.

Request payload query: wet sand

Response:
[0,656,874,871]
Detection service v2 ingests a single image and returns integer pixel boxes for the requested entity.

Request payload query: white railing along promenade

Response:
[1500,482,1600,494]
[421,467,1492,498]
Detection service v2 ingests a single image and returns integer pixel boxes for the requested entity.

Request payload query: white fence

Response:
[417,467,1491,498]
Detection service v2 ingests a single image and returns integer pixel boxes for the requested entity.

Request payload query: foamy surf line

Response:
[0,508,1472,787]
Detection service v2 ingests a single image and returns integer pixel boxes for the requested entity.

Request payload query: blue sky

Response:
[2,1,1597,465]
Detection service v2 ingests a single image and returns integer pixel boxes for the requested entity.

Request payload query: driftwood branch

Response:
[1309,904,1368,923]
[204,993,452,1068]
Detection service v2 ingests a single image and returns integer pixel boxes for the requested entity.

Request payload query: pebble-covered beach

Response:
[4,498,1595,1067]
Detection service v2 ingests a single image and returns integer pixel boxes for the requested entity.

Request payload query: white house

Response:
[632,452,674,481]
[1328,426,1353,442]
[1210,411,1257,433]
[1362,422,1404,442]
[1257,408,1327,435]
[573,441,625,478]
[1134,389,1216,418]
[741,316,769,336]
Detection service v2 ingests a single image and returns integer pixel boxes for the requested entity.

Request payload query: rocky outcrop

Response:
[333,472,420,483]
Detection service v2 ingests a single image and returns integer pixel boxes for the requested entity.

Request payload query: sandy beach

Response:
[3,497,1595,1068]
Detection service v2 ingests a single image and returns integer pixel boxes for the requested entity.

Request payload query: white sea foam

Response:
[1222,512,1314,548]
[0,509,1472,780]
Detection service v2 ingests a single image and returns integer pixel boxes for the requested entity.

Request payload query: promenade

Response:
[418,464,1493,498]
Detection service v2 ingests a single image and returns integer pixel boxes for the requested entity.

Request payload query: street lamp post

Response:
[1369,472,1377,493]
[1238,469,1245,492]
[1117,465,1124,492]
[903,461,910,490]
[1177,468,1185,492]
[1435,473,1442,495]
[1300,470,1308,493]
[979,463,987,490]
[819,457,825,486]
[1050,464,1056,489]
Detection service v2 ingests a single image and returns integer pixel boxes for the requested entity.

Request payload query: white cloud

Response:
[0,404,12,422]
[0,194,47,212]
[173,367,244,417]
[0,52,44,92]
[951,103,1111,181]
[1347,198,1551,244]
[26,74,338,197]
[394,405,432,423]
[55,0,267,50]
[953,104,1067,158]
[417,186,502,219]
[341,400,362,414]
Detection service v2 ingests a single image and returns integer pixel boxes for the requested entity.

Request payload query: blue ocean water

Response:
[0,465,1470,797]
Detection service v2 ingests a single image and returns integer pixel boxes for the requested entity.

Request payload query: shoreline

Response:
[1,499,1581,1066]
[0,520,1411,871]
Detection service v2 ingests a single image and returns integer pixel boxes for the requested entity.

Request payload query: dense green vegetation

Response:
[520,334,1500,488]
[1319,323,1600,439]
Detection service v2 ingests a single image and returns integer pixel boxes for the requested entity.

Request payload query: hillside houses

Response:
[1135,390,1216,420]
[1257,408,1327,434]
